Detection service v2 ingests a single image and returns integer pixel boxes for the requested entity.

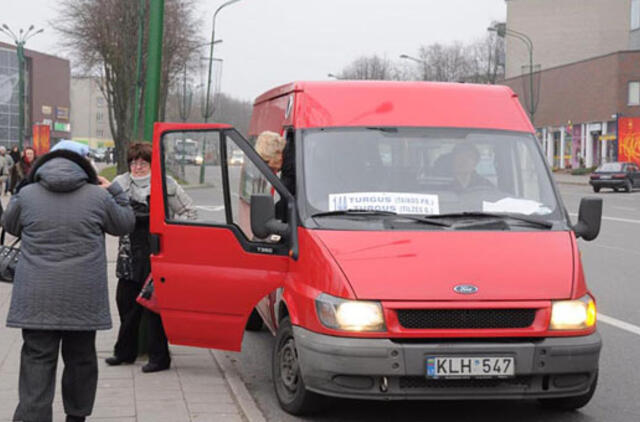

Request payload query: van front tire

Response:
[538,373,597,411]
[272,317,324,415]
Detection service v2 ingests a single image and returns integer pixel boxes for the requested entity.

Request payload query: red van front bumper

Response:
[293,326,601,400]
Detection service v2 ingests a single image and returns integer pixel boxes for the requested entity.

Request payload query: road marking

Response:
[569,213,640,225]
[611,206,639,211]
[599,313,640,337]
[195,205,225,212]
[589,244,640,255]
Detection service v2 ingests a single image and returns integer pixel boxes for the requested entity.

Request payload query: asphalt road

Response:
[220,183,640,422]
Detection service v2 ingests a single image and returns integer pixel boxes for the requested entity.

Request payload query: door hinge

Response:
[150,234,161,255]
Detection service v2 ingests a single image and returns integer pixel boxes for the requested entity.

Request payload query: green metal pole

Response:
[132,0,145,139]
[143,0,165,142]
[17,42,25,149]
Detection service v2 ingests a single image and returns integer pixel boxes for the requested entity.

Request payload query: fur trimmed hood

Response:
[24,149,98,193]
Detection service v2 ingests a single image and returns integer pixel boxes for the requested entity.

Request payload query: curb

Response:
[555,180,589,186]
[211,349,267,422]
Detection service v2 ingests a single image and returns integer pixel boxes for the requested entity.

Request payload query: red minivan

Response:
[149,81,603,415]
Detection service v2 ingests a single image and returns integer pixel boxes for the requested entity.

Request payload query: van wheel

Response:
[245,309,263,331]
[272,317,324,415]
[538,373,597,411]
[592,186,600,193]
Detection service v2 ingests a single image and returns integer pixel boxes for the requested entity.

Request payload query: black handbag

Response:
[0,229,20,283]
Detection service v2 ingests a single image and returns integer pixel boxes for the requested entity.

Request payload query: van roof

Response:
[254,81,533,132]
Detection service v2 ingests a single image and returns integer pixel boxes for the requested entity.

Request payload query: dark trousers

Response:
[113,279,170,365]
[13,329,97,422]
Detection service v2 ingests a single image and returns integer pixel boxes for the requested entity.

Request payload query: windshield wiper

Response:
[311,209,451,227]
[311,209,398,218]
[424,212,554,229]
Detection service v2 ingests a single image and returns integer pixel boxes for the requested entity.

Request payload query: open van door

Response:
[149,123,294,351]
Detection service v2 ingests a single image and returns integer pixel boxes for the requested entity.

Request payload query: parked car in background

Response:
[589,162,640,193]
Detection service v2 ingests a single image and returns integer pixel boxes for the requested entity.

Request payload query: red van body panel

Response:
[250,81,533,134]
[311,230,574,301]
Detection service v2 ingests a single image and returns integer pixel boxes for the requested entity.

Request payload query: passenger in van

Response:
[255,131,286,174]
[255,131,295,222]
[450,143,493,190]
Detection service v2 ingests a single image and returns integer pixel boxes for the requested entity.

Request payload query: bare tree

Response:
[338,55,398,80]
[56,0,201,172]
[464,33,505,84]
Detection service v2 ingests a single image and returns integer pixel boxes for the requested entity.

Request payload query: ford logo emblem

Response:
[453,284,478,294]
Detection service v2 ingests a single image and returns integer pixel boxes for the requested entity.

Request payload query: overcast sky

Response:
[2,0,506,101]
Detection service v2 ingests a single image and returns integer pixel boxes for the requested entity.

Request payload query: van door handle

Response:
[150,234,161,255]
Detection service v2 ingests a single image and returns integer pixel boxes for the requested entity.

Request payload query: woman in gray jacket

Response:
[2,147,135,422]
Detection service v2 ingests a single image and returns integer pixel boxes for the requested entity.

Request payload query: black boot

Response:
[142,361,170,373]
[105,355,135,366]
[66,416,86,422]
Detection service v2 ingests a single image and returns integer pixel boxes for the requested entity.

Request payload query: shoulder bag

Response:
[0,229,20,283]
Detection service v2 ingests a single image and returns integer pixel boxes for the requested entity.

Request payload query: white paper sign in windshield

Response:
[329,192,439,215]
[482,198,552,215]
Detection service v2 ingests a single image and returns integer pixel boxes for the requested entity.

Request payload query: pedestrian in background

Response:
[9,146,20,194]
[12,146,36,192]
[2,143,135,422]
[105,142,196,373]
[0,146,12,195]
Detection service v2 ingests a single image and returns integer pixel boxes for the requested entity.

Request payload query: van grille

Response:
[398,376,532,389]
[396,309,536,329]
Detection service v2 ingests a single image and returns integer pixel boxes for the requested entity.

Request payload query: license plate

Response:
[426,356,515,378]
[600,175,611,179]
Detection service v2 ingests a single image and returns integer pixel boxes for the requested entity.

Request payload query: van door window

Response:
[162,131,226,225]
[226,138,284,242]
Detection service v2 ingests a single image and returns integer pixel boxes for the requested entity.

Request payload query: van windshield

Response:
[301,128,562,226]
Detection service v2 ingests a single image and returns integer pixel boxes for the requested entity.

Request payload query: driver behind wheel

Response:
[451,143,492,190]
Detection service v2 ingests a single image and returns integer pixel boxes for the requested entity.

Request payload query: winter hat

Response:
[51,140,90,157]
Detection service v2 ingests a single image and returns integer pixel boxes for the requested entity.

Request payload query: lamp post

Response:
[0,24,44,149]
[488,23,536,124]
[400,54,428,80]
[204,0,241,123]
[327,73,340,79]
[199,0,241,184]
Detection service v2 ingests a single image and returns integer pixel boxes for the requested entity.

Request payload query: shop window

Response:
[629,82,640,106]
[633,0,640,30]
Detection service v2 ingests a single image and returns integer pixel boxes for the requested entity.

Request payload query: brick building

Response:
[0,41,71,148]
[502,0,640,168]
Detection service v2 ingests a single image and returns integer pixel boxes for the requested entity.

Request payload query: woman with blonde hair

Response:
[255,131,286,173]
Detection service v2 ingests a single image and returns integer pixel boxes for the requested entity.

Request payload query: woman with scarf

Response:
[105,142,196,373]
[13,146,35,191]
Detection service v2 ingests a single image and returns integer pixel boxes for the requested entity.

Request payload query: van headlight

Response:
[315,293,386,332]
[549,295,596,330]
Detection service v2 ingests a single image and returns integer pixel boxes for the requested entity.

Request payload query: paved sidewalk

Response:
[0,234,252,422]
[552,172,590,186]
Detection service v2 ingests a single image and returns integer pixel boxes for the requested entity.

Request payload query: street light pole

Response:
[0,24,44,149]
[489,23,536,125]
[399,54,428,80]
[143,0,165,142]
[204,0,241,123]
[200,0,241,184]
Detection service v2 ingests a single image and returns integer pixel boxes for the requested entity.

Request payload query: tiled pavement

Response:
[0,234,251,422]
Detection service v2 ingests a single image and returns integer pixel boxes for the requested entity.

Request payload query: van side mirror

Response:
[573,197,602,241]
[250,194,289,239]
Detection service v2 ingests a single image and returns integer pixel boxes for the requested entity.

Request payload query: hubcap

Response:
[279,338,299,392]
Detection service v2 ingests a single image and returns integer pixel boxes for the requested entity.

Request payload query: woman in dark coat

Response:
[2,146,135,422]
[12,146,35,192]
[105,142,196,373]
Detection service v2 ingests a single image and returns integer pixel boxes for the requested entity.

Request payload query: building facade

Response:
[0,41,71,148]
[503,0,640,168]
[70,76,114,148]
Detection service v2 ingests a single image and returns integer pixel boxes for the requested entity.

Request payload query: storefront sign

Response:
[41,105,52,115]
[618,117,640,166]
[56,106,69,120]
[32,124,51,156]
[54,121,71,132]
